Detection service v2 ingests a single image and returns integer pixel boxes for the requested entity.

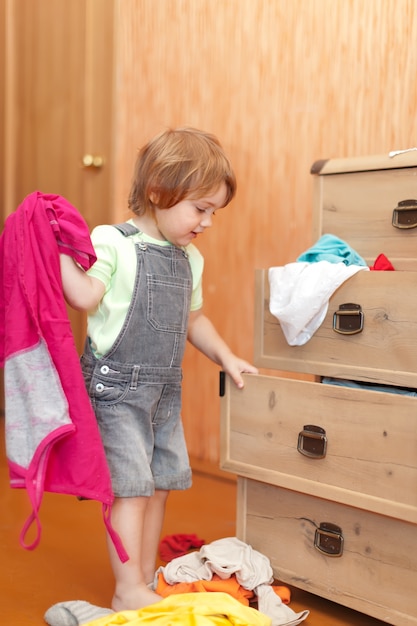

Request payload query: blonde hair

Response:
[128,127,236,216]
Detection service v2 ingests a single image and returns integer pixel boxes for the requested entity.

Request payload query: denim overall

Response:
[81,223,193,497]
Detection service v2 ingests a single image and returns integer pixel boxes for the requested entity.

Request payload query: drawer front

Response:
[255,268,417,387]
[220,373,417,523]
[312,166,417,267]
[237,478,417,626]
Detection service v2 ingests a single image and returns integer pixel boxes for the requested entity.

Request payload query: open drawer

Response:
[254,268,417,387]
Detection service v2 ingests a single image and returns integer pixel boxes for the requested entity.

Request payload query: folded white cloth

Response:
[269,261,368,346]
[158,549,213,582]
[200,536,274,587]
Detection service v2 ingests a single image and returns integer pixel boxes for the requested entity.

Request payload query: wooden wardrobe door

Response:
[3,0,115,354]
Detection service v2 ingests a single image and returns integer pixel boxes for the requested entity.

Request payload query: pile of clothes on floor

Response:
[44,537,309,626]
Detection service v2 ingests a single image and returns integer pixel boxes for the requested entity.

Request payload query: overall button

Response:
[96,383,105,392]
[100,365,109,374]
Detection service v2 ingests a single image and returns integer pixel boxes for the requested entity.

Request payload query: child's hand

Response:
[187,310,258,387]
[221,355,258,389]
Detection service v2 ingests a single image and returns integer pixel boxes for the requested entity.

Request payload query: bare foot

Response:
[111,583,162,612]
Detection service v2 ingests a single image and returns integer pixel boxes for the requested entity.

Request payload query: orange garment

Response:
[271,585,291,605]
[156,572,254,605]
[156,572,291,606]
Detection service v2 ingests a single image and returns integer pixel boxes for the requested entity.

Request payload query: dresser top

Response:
[311,148,417,175]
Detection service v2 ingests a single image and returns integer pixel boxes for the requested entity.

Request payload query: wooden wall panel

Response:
[0,0,4,413]
[0,0,5,222]
[115,0,417,462]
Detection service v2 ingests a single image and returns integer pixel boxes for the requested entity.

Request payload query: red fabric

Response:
[159,533,205,562]
[0,191,128,561]
[369,253,395,271]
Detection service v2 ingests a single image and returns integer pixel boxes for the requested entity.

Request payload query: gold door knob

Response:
[82,154,104,168]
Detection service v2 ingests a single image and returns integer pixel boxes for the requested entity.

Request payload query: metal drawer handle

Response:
[333,303,364,335]
[297,425,327,459]
[392,199,417,229]
[314,522,344,557]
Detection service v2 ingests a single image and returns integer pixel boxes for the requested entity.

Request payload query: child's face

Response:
[154,182,228,247]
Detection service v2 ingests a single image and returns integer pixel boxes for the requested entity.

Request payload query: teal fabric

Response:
[297,234,367,266]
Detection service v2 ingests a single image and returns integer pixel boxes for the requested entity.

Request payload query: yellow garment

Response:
[83,592,272,626]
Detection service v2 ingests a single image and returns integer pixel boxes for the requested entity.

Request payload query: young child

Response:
[59,127,258,612]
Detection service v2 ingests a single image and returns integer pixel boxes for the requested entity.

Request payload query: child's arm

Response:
[60,254,106,311]
[187,308,258,388]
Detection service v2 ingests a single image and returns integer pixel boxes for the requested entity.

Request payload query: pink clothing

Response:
[0,191,127,561]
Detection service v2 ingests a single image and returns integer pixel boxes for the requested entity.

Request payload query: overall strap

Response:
[113,223,140,237]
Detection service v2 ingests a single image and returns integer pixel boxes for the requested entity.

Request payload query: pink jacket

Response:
[0,191,127,561]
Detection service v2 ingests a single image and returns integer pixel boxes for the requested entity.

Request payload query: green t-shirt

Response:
[87,219,204,357]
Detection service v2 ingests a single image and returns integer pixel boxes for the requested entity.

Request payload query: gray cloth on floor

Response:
[44,601,113,626]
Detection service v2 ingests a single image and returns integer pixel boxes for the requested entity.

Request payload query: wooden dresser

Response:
[220,152,417,625]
